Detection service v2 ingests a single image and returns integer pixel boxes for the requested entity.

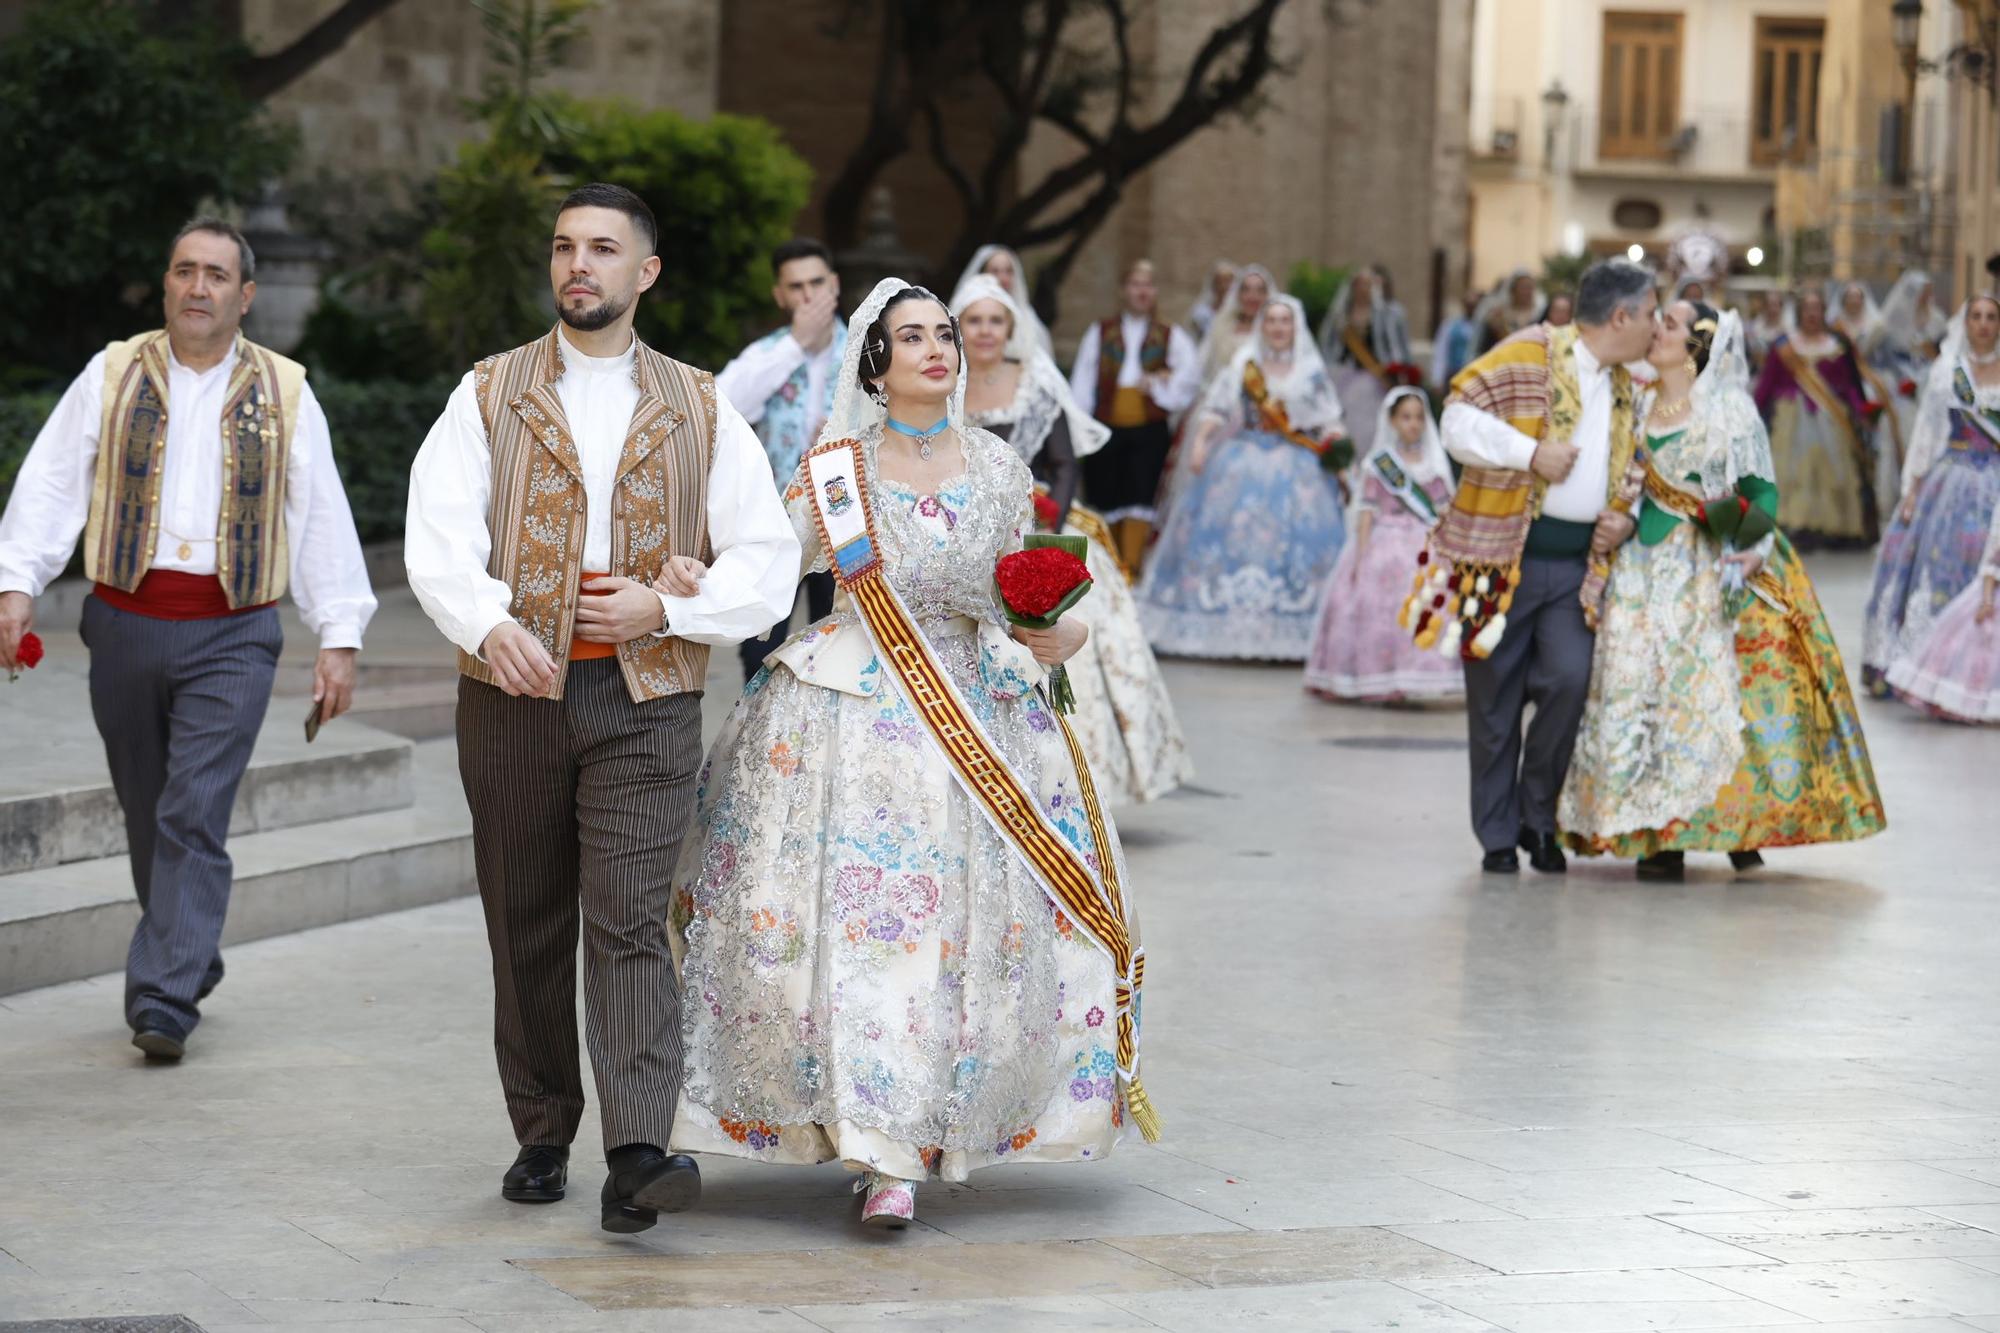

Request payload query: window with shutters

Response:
[1751,17,1823,165]
[1599,11,1684,161]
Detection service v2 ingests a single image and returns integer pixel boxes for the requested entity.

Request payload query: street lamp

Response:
[1893,0,1923,185]
[1541,80,1570,169]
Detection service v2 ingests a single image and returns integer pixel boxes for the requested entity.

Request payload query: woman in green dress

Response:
[1559,301,1885,877]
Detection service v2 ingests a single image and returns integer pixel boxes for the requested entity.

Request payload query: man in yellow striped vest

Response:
[0,218,377,1063]
[405,184,798,1235]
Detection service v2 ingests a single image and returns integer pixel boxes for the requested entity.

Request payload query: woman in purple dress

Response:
[1753,288,1878,548]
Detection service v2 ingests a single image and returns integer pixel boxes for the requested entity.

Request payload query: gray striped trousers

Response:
[456,659,701,1151]
[79,595,282,1032]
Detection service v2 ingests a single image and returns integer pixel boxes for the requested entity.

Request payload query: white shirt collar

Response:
[558,327,637,376]
[165,337,239,380]
[1572,336,1608,380]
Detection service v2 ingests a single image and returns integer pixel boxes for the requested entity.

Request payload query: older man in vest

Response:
[713,237,844,681]
[405,184,797,1235]
[1069,259,1202,574]
[0,218,377,1063]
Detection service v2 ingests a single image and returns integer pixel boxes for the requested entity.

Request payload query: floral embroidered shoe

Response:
[856,1171,916,1228]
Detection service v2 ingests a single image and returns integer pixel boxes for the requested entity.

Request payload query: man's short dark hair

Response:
[1574,258,1654,326]
[556,182,658,256]
[167,216,254,283]
[772,237,834,274]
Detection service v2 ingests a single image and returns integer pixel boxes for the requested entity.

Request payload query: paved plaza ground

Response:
[5,553,2000,1331]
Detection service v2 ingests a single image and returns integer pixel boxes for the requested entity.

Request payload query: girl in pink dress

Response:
[1886,499,2000,722]
[1303,387,1463,702]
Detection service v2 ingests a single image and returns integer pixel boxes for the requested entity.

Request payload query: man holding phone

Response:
[0,217,377,1061]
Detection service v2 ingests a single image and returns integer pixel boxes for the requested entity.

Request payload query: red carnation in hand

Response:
[9,631,42,682]
[1032,492,1062,531]
[996,546,1092,620]
[1899,379,1918,397]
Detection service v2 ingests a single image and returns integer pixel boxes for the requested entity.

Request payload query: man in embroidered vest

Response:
[405,184,797,1235]
[713,237,844,681]
[0,218,377,1062]
[1434,259,1654,876]
[1068,259,1202,574]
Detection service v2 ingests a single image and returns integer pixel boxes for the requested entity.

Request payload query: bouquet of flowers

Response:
[1032,492,1063,532]
[1698,494,1776,607]
[1899,378,1919,398]
[8,632,41,683]
[995,535,1094,714]
[1383,362,1425,389]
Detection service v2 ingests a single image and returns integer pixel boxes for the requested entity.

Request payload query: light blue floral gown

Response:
[668,425,1136,1183]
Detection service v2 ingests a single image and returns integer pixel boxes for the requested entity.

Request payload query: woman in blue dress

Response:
[1862,294,2000,691]
[1137,294,1349,659]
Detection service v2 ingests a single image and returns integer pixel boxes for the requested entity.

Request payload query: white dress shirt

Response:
[0,342,377,649]
[714,330,837,442]
[1440,337,1614,523]
[403,328,800,658]
[1067,313,1203,417]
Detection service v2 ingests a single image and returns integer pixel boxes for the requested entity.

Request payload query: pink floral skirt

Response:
[1886,578,2000,723]
[1303,510,1463,702]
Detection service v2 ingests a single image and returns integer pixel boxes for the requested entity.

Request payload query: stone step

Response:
[0,676,415,877]
[0,740,473,996]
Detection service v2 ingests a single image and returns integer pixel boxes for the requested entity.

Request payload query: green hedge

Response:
[0,377,455,548]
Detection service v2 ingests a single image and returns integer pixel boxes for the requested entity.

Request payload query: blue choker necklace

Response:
[886,415,950,459]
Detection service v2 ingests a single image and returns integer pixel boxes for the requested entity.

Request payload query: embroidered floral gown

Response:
[1861,356,2000,691]
[668,427,1135,1182]
[1885,499,2000,722]
[971,386,1194,805]
[1560,423,1884,857]
[1137,360,1347,660]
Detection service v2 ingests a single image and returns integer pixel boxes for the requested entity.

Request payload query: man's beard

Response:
[559,289,633,332]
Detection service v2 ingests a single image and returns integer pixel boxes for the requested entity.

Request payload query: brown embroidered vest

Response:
[83,331,306,607]
[1094,317,1171,427]
[460,327,717,703]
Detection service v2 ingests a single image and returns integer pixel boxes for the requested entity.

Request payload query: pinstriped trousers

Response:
[79,595,282,1032]
[456,659,701,1151]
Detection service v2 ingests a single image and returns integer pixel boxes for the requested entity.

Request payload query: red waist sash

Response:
[93,570,272,621]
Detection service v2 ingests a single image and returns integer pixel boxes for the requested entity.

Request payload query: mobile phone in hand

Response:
[305,699,324,743]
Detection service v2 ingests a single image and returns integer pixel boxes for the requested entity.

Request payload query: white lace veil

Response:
[1902,299,1990,488]
[949,274,1109,461]
[953,245,1052,355]
[1880,269,1947,354]
[818,277,968,451]
[1827,278,1884,349]
[1200,293,1343,435]
[1688,308,1775,494]
[1353,384,1451,523]
[1317,266,1409,367]
[1196,262,1276,381]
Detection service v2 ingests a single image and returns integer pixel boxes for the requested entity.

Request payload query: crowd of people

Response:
[4,178,1991,1242]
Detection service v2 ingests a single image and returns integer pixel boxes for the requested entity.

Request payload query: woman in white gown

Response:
[952,274,1194,804]
[669,280,1154,1228]
[1139,295,1349,659]
[953,244,1054,356]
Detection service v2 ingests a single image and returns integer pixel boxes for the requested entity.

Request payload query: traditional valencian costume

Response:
[953,275,1193,804]
[1559,312,1884,861]
[1303,386,1461,702]
[1316,267,1412,459]
[953,244,1054,356]
[1886,499,2000,723]
[1138,294,1348,660]
[1754,322,1877,547]
[669,280,1158,1209]
[1862,303,2000,692]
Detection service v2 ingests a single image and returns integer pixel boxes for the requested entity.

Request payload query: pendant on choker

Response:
[887,415,949,461]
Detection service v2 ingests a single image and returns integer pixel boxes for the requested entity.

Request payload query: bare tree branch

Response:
[236,0,403,100]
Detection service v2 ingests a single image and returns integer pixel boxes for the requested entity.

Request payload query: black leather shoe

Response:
[1481,849,1519,874]
[601,1151,701,1233]
[1518,828,1567,874]
[501,1145,569,1203]
[1730,850,1765,872]
[131,1014,186,1062]
[1637,851,1686,880]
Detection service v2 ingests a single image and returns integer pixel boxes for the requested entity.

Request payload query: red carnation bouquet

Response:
[995,535,1094,714]
[9,632,43,683]
[1899,378,1919,398]
[1032,492,1062,532]
[1383,362,1425,389]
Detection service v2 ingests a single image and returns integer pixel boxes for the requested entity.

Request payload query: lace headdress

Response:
[949,274,1109,460]
[1688,308,1775,494]
[1317,266,1408,366]
[1880,269,1947,353]
[818,277,968,451]
[1200,293,1343,435]
[1826,278,1883,347]
[953,245,1052,355]
[1195,262,1277,374]
[1353,385,1451,522]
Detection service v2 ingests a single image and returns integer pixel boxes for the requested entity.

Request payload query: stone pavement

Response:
[5,553,2000,1332]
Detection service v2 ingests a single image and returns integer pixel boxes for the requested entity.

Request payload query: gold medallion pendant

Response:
[177,542,193,561]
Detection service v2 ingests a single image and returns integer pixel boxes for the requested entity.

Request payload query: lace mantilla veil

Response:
[1195,262,1277,375]
[949,274,1110,461]
[1686,308,1775,496]
[817,277,970,451]
[952,245,1053,355]
[1200,293,1344,436]
[1354,385,1452,524]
